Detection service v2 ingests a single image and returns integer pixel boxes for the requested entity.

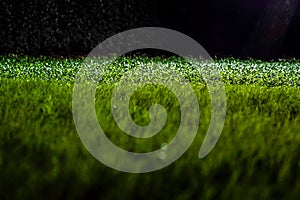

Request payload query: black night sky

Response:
[1,0,300,59]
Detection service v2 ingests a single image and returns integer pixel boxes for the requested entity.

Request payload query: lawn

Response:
[1,55,300,199]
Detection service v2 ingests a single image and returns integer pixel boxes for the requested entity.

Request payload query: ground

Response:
[0,55,300,199]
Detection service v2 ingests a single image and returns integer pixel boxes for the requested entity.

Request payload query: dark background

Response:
[1,0,300,59]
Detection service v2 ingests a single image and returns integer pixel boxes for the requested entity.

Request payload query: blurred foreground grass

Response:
[0,55,300,199]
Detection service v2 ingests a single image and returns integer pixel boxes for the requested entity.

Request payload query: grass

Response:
[1,55,300,199]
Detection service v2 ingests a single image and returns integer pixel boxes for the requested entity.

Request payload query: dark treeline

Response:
[1,0,300,59]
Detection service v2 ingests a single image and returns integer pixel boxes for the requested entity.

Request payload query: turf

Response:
[1,55,300,199]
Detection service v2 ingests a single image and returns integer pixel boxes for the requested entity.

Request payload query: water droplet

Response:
[158,152,167,160]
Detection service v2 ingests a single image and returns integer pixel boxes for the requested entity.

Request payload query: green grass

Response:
[1,55,300,199]
[2,54,300,86]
